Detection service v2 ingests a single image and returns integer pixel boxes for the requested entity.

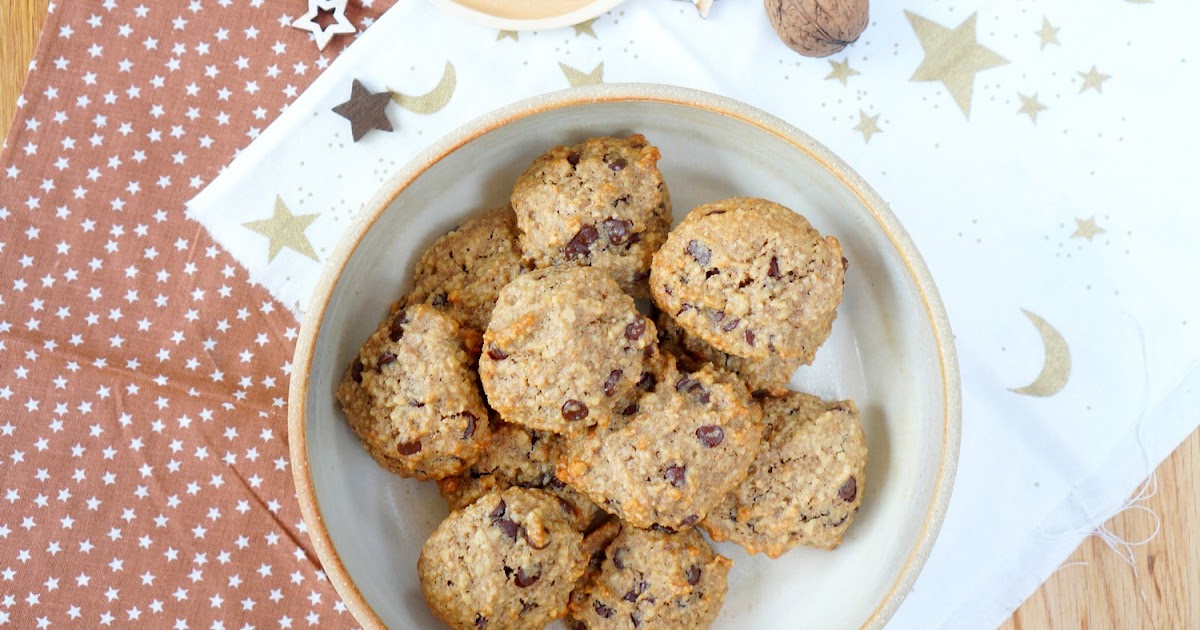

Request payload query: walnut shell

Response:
[765,0,869,58]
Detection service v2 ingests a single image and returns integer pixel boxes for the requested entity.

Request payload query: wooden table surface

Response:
[2,2,1196,628]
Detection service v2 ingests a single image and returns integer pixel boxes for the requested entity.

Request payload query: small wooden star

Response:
[332,79,394,142]
[291,0,356,52]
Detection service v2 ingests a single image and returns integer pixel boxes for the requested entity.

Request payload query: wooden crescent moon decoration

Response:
[1010,309,1071,397]
[389,62,456,115]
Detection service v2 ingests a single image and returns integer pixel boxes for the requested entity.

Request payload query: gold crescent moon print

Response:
[389,62,456,114]
[1011,309,1071,397]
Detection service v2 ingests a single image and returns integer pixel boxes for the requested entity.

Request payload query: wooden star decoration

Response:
[333,79,394,142]
[1078,66,1111,94]
[291,0,356,52]
[825,58,860,86]
[559,62,604,87]
[1071,217,1105,241]
[1017,92,1047,123]
[907,11,1008,118]
[853,110,882,143]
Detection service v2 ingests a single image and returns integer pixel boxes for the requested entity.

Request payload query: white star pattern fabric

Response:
[186,1,1200,628]
[0,0,397,628]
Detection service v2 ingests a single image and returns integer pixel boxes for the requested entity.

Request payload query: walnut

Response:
[765,0,869,58]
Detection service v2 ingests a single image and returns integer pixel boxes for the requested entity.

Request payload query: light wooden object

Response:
[0,1,1194,627]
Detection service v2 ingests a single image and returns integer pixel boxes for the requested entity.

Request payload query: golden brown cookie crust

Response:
[511,134,671,297]
[650,197,844,363]
[702,392,867,554]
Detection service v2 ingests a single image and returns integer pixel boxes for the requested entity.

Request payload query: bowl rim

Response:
[427,0,626,32]
[288,83,962,630]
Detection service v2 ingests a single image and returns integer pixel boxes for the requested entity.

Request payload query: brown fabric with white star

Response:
[0,1,395,627]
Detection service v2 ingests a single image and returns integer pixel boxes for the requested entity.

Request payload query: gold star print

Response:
[559,62,604,87]
[243,196,320,262]
[1071,217,1105,241]
[1035,18,1060,50]
[907,11,1008,117]
[1017,93,1047,123]
[825,58,860,86]
[496,30,519,41]
[573,18,598,38]
[853,110,882,142]
[1078,66,1110,93]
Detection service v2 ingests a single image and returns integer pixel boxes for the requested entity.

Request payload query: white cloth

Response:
[188,0,1200,627]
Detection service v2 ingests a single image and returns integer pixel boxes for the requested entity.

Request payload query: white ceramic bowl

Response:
[429,0,625,31]
[289,84,960,630]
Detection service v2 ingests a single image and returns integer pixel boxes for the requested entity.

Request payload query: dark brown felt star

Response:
[332,79,394,142]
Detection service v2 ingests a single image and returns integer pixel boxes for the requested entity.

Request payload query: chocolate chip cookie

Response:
[405,205,525,354]
[510,134,671,297]
[419,487,587,630]
[657,310,798,397]
[479,266,658,435]
[568,524,732,629]
[557,356,763,531]
[437,421,605,532]
[335,303,491,480]
[702,393,866,554]
[649,197,845,364]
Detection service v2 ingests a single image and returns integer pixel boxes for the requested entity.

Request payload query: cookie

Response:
[568,524,732,629]
[480,266,658,434]
[405,205,525,354]
[418,487,587,630]
[557,356,763,531]
[649,197,845,364]
[657,310,798,397]
[335,303,491,480]
[510,134,671,297]
[437,421,606,532]
[702,393,866,554]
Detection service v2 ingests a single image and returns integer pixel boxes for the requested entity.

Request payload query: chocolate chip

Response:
[685,565,701,585]
[389,311,410,341]
[408,400,425,408]
[686,240,711,266]
[650,524,676,534]
[461,412,477,440]
[663,464,686,488]
[475,614,488,628]
[350,358,364,383]
[378,351,397,368]
[636,372,656,392]
[662,284,673,296]
[608,158,627,171]
[494,518,519,541]
[611,195,631,208]
[567,151,580,166]
[396,440,421,455]
[490,500,507,518]
[745,329,756,345]
[623,581,648,602]
[603,370,622,396]
[564,224,598,260]
[621,404,639,416]
[695,425,724,448]
[842,256,849,271]
[604,218,634,245]
[768,256,781,279]
[631,612,643,627]
[431,292,449,307]
[839,477,858,502]
[612,549,625,570]
[711,310,724,323]
[520,601,536,614]
[520,526,549,550]
[562,399,589,422]
[514,567,540,588]
[486,345,508,361]
[721,318,740,332]
[625,318,646,341]
[681,514,699,527]
[705,268,719,279]
[594,601,614,619]
[643,344,657,359]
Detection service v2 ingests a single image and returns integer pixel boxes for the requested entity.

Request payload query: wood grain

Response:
[0,0,49,135]
[0,2,1196,628]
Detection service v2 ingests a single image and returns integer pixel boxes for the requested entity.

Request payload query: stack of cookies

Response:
[336,135,868,629]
